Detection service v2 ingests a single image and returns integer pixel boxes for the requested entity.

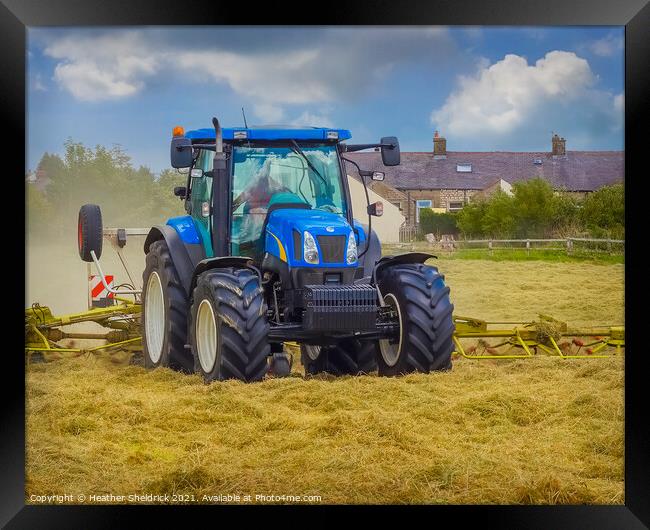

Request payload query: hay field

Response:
[26,246,624,505]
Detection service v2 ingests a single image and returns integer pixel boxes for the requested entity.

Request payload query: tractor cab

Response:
[171,124,391,286]
[229,142,349,264]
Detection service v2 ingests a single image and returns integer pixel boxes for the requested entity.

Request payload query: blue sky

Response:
[27,26,624,174]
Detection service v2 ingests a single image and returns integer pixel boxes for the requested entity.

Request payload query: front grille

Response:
[317,235,345,263]
[293,230,302,261]
[303,284,377,331]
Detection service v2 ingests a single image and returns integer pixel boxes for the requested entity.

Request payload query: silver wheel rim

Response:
[379,293,403,367]
[304,345,321,361]
[145,271,165,364]
[196,299,218,373]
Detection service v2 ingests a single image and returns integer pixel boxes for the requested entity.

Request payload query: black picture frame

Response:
[6,0,649,526]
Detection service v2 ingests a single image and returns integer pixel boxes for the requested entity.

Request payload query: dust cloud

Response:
[26,230,147,315]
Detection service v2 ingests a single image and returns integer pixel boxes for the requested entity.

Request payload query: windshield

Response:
[230,144,347,258]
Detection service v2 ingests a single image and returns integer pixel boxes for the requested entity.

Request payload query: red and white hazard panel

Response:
[90,274,115,307]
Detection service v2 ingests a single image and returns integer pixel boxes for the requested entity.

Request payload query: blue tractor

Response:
[140,118,454,382]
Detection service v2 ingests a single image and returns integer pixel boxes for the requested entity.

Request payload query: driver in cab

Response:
[232,158,288,213]
[232,159,290,255]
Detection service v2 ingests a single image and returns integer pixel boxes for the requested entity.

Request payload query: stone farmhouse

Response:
[344,133,624,226]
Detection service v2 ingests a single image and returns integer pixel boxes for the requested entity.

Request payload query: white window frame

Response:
[415,199,432,223]
[456,163,472,173]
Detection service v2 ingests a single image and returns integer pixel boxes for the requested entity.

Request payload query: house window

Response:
[415,199,432,223]
[456,163,472,173]
[448,201,464,211]
[390,201,402,210]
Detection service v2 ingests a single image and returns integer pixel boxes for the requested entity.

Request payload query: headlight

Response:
[303,231,320,264]
[346,231,357,264]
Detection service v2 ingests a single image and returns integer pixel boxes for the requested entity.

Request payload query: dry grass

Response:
[26,257,624,505]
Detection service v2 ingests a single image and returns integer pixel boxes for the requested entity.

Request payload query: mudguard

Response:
[189,256,259,295]
[144,225,205,297]
[371,252,437,285]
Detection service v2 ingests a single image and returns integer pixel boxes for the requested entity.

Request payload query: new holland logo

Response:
[325,226,335,232]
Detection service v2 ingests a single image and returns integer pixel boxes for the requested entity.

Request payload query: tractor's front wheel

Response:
[142,240,193,371]
[376,263,455,376]
[301,339,377,376]
[190,268,269,383]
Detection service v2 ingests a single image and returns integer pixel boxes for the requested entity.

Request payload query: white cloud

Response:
[431,51,621,145]
[252,103,284,123]
[53,61,143,100]
[175,49,328,105]
[290,111,333,128]
[587,34,624,57]
[614,93,624,113]
[32,73,46,92]
[45,32,158,101]
[38,28,458,105]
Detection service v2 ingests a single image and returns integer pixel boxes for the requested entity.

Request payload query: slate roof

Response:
[343,150,624,192]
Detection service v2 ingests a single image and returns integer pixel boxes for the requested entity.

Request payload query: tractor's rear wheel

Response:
[142,240,193,372]
[190,268,269,383]
[376,263,455,376]
[301,339,377,376]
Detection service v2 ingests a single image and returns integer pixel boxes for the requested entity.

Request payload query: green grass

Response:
[384,244,624,264]
[449,248,624,264]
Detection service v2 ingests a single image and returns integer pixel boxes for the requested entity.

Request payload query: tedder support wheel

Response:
[78,204,103,262]
[142,240,193,372]
[190,267,270,383]
[301,339,377,376]
[376,263,455,376]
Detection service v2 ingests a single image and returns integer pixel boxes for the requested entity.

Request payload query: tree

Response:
[456,200,488,238]
[455,179,591,239]
[550,190,581,237]
[25,184,55,238]
[580,184,624,238]
[481,190,516,237]
[511,178,557,238]
[418,209,458,237]
[27,140,186,240]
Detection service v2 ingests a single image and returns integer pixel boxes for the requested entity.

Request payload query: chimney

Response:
[551,133,566,156]
[433,130,447,158]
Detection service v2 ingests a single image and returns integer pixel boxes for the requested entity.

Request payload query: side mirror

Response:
[380,136,400,166]
[170,136,193,169]
[173,186,187,199]
[367,201,384,217]
[371,171,385,181]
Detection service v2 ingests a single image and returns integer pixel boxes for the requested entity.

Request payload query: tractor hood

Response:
[264,208,356,268]
[269,208,352,235]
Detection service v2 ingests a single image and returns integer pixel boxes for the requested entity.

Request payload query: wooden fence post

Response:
[488,239,493,254]
[566,238,573,255]
[526,239,530,255]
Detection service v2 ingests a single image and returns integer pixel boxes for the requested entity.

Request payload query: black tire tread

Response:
[142,239,193,372]
[301,339,377,376]
[78,204,103,262]
[191,268,269,382]
[377,263,455,375]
